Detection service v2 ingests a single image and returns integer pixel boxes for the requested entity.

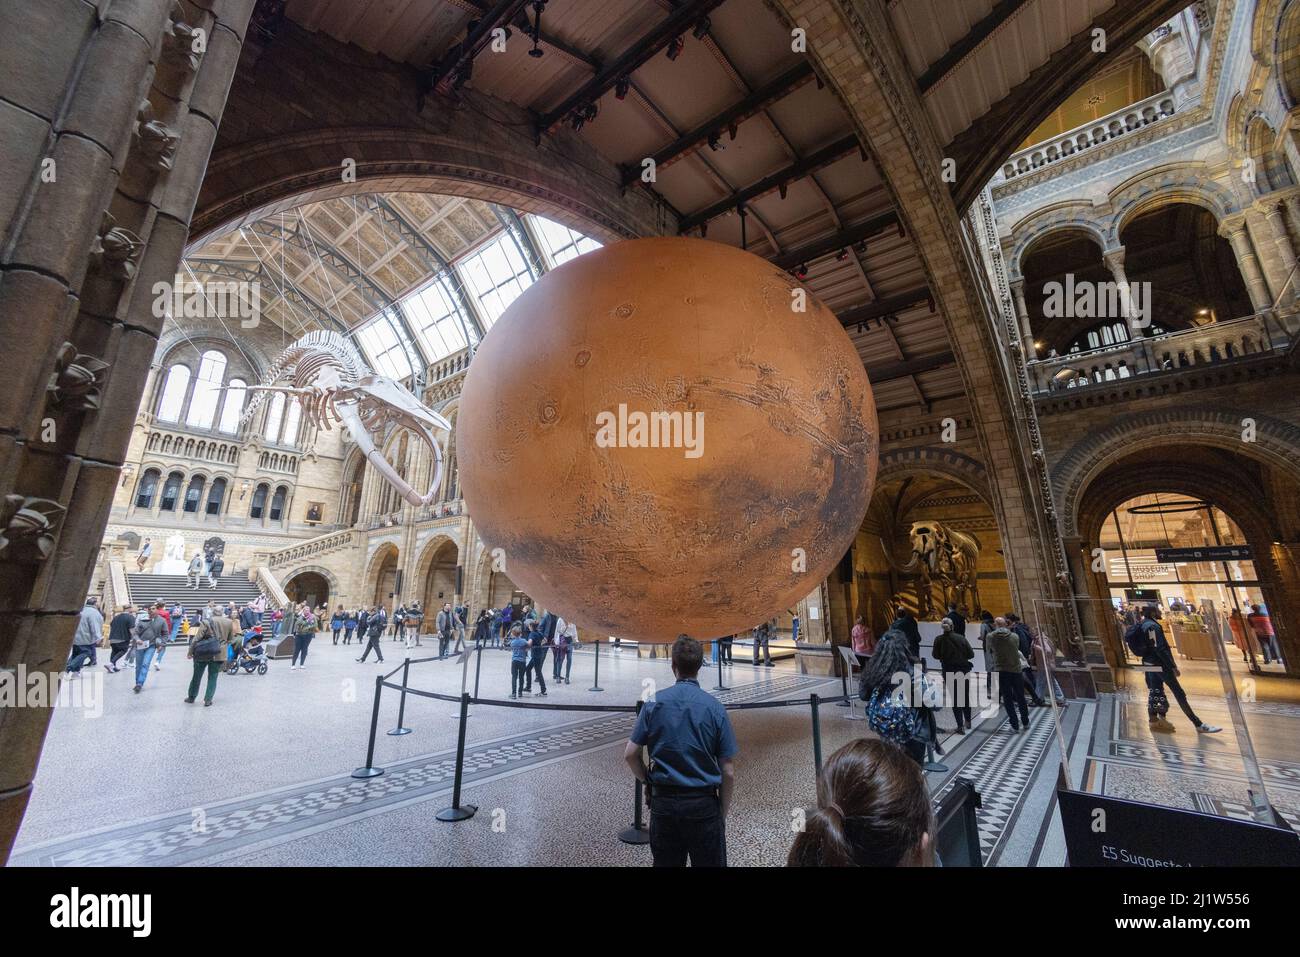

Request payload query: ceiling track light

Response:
[707,130,722,151]
[778,181,788,200]
[835,249,847,262]
[614,74,631,100]
[692,17,711,40]
[528,1,547,58]
[794,263,808,279]
[854,240,867,253]
[666,35,685,61]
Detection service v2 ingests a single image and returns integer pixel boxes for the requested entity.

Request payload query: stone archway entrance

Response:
[420,538,459,615]
[285,571,330,610]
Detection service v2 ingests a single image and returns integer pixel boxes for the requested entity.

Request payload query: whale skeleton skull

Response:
[240,331,451,507]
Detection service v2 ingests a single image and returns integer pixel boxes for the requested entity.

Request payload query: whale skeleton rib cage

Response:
[240,331,451,507]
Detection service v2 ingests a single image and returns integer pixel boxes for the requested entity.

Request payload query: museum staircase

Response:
[125,572,265,612]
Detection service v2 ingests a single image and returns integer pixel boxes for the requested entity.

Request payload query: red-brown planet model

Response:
[456,236,878,643]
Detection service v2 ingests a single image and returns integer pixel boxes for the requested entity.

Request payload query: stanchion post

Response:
[352,674,386,778]
[712,644,728,691]
[437,692,478,821]
[589,638,603,692]
[473,643,484,700]
[619,701,651,845]
[810,693,823,775]
[388,657,413,736]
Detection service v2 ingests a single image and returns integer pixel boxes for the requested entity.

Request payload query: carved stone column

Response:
[1261,199,1299,301]
[1008,278,1034,348]
[0,0,257,864]
[1219,216,1274,313]
[1101,246,1136,326]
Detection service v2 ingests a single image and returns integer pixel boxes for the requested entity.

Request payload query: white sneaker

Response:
[290,665,297,670]
[1197,723,1222,734]
[154,663,161,671]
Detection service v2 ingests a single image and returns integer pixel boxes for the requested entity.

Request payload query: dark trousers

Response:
[359,633,384,662]
[1021,668,1045,704]
[344,627,356,645]
[291,633,313,666]
[552,647,567,678]
[332,627,341,644]
[66,646,95,673]
[511,660,527,696]
[721,640,733,663]
[188,659,222,703]
[526,650,547,692]
[109,642,131,668]
[943,668,972,728]
[752,637,770,665]
[649,788,726,867]
[1145,667,1202,726]
[998,671,1030,728]
[438,630,451,658]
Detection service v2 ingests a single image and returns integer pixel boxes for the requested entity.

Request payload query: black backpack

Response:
[1124,620,1154,658]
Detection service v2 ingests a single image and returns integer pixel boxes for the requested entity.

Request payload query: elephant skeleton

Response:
[880,521,981,618]
[240,331,449,507]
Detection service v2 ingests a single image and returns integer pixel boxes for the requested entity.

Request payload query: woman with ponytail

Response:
[788,738,934,867]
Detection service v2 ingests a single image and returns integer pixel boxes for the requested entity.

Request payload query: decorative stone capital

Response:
[133,101,180,171]
[1101,246,1126,271]
[47,342,110,412]
[162,2,205,74]
[1217,213,1249,240]
[0,495,65,562]
[88,212,143,282]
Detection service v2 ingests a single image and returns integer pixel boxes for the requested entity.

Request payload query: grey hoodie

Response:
[73,604,104,648]
[986,627,1022,673]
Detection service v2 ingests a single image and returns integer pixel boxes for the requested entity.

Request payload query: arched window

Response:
[185,350,227,430]
[205,477,227,516]
[134,468,160,509]
[157,365,191,422]
[249,483,269,520]
[218,378,246,434]
[264,393,285,443]
[281,397,302,447]
[183,475,206,513]
[159,472,183,512]
[269,485,288,521]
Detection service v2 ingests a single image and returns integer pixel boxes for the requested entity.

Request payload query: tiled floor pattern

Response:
[10,672,832,867]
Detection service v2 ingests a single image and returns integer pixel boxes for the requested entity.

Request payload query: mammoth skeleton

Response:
[241,331,450,507]
[879,520,981,618]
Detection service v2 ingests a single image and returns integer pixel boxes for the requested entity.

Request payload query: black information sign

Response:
[1154,545,1252,563]
[1058,790,1300,867]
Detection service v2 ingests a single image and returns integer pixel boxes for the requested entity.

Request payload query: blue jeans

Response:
[66,646,95,673]
[155,641,168,663]
[135,645,157,687]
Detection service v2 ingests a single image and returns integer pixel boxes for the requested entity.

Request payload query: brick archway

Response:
[875,446,992,505]
[1053,406,1300,538]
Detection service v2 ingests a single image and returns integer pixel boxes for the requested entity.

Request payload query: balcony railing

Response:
[996,91,1178,185]
[265,527,363,569]
[1026,311,1300,394]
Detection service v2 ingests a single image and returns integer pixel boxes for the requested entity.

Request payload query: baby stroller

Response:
[227,633,269,675]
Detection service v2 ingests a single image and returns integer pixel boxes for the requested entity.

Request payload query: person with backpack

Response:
[1126,606,1220,735]
[206,552,224,589]
[1246,604,1280,665]
[186,605,239,707]
[1007,613,1046,707]
[858,629,925,763]
[932,616,975,734]
[357,606,386,664]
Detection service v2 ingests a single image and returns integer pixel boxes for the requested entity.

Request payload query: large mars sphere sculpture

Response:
[456,236,878,642]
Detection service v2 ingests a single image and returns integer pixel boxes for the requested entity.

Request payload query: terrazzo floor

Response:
[9,636,1299,866]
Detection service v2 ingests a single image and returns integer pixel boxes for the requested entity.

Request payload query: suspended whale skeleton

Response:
[240,331,450,507]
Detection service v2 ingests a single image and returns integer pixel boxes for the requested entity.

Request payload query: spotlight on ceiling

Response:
[692,17,712,41]
[707,131,722,151]
[614,75,630,100]
[794,263,808,279]
[666,35,685,61]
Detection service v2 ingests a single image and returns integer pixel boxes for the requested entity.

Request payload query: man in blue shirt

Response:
[508,625,529,699]
[624,635,738,866]
[523,618,548,696]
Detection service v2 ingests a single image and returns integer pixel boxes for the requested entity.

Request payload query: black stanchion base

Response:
[712,684,729,691]
[618,825,651,845]
[436,804,478,822]
[351,766,385,778]
[386,727,412,736]
[923,761,949,773]
[589,686,603,692]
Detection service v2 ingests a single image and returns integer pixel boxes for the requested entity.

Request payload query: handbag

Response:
[866,686,920,745]
[192,623,221,658]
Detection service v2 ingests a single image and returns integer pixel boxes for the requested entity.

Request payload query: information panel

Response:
[1058,790,1300,867]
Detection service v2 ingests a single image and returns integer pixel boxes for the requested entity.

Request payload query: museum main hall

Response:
[2,0,1300,885]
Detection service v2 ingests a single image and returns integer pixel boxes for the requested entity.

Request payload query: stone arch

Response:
[363,541,400,608]
[1006,206,1108,279]
[1052,406,1300,537]
[282,564,341,608]
[1244,113,1295,193]
[193,126,659,247]
[1107,166,1238,245]
[875,446,992,505]
[1280,0,1300,107]
[415,533,460,611]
